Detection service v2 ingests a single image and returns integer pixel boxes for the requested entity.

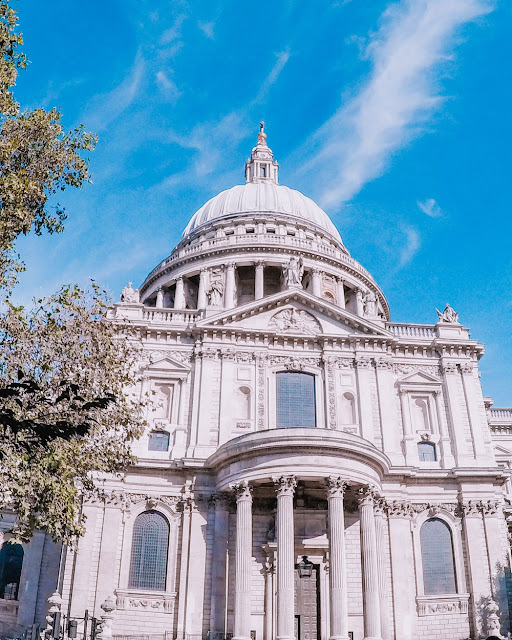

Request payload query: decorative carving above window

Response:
[416,594,469,616]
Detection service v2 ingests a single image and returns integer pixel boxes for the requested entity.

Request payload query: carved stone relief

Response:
[268,308,321,335]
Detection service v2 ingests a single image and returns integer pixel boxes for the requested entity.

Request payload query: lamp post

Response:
[297,556,314,579]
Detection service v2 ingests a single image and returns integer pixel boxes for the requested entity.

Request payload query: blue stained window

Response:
[0,542,23,600]
[149,431,170,452]
[276,372,316,428]
[420,518,457,594]
[129,511,169,591]
[418,442,437,461]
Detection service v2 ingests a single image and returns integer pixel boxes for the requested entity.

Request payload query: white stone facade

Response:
[4,126,512,640]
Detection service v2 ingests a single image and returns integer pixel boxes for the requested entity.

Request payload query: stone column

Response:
[225,263,236,309]
[210,496,230,636]
[174,277,185,309]
[264,554,275,640]
[336,278,345,309]
[374,500,389,640]
[232,481,253,640]
[355,289,365,316]
[326,477,349,640]
[312,269,322,297]
[274,475,297,640]
[197,268,208,309]
[358,487,382,640]
[156,286,164,308]
[255,261,265,300]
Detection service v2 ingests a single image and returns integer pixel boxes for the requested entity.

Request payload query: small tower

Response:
[245,122,279,184]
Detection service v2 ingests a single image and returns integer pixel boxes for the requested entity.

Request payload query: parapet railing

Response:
[386,323,436,338]
[142,309,203,324]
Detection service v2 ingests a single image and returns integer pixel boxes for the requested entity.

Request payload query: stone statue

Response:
[207,273,225,307]
[436,303,459,324]
[363,291,378,317]
[120,282,139,304]
[282,256,304,289]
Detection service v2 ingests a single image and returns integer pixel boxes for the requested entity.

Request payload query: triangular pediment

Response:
[398,370,442,385]
[146,355,190,373]
[494,445,512,457]
[196,289,393,338]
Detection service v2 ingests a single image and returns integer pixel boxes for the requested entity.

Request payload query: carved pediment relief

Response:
[145,354,191,374]
[397,370,442,387]
[268,308,321,336]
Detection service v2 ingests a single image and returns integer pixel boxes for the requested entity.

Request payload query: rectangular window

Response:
[276,372,316,428]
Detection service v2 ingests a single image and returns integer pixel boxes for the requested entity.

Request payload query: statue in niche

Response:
[120,282,139,303]
[282,256,304,289]
[363,291,378,317]
[436,303,459,324]
[269,308,321,335]
[206,268,225,307]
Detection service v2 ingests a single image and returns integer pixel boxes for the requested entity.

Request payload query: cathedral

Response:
[2,125,512,640]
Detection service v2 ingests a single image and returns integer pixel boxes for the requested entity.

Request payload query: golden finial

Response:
[257,121,267,145]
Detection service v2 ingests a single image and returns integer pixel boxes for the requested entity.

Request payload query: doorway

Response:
[294,563,320,640]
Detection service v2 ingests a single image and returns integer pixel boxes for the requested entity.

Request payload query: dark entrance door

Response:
[294,564,320,640]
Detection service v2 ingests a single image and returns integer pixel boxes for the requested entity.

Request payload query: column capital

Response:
[230,480,253,502]
[227,261,236,270]
[326,476,350,498]
[357,485,379,507]
[255,260,265,268]
[273,475,297,497]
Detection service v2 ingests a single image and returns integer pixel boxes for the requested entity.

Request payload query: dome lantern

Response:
[245,122,279,184]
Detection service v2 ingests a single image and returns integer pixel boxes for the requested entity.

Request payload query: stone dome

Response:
[182,122,343,244]
[182,181,343,243]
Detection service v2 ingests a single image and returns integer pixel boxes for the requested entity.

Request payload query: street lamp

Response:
[297,556,314,578]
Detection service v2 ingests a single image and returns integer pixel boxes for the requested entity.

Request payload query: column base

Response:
[363,636,383,640]
[276,636,295,640]
[232,636,251,640]
[329,636,351,640]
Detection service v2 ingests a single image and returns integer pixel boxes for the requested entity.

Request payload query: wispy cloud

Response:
[198,21,215,40]
[155,70,182,103]
[302,0,493,209]
[160,14,186,45]
[418,197,442,217]
[399,226,421,267]
[84,50,145,132]
[252,49,291,104]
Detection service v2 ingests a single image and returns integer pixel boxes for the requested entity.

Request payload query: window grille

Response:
[418,441,436,461]
[149,431,170,452]
[276,372,316,428]
[129,511,169,591]
[0,542,23,600]
[420,518,456,594]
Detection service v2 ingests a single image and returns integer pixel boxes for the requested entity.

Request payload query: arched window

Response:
[0,542,23,600]
[276,372,316,428]
[418,441,436,461]
[341,392,356,425]
[148,431,170,452]
[236,386,251,420]
[129,511,169,591]
[420,518,456,594]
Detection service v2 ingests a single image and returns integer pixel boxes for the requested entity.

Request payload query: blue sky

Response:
[11,0,512,405]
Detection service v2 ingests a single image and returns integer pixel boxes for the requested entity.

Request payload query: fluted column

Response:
[336,278,345,309]
[312,269,322,297]
[255,261,265,300]
[197,268,208,309]
[326,477,350,640]
[358,487,382,640]
[232,481,253,640]
[374,500,389,640]
[225,263,236,309]
[174,277,185,309]
[274,475,297,640]
[264,554,275,640]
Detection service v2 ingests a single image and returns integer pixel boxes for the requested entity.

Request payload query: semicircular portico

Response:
[207,427,390,491]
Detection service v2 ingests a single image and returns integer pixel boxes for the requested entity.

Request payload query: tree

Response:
[0,2,145,544]
[0,284,145,543]
[0,1,96,289]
